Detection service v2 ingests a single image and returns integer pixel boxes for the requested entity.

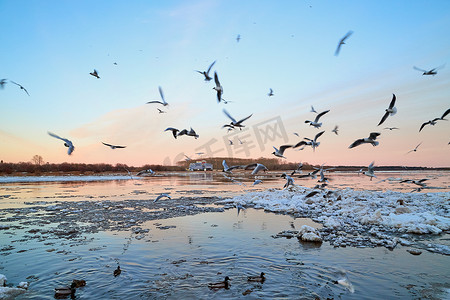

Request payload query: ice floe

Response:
[220,185,450,254]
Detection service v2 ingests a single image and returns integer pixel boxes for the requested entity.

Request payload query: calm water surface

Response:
[0,171,449,299]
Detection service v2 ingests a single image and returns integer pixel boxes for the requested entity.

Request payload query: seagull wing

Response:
[441,108,450,119]
[207,60,216,74]
[294,141,307,148]
[378,111,389,126]
[368,132,381,140]
[314,110,330,122]
[279,145,293,154]
[48,131,66,142]
[419,121,429,132]
[342,30,353,42]
[102,142,113,147]
[244,163,257,170]
[314,130,325,141]
[349,138,364,148]
[223,109,237,123]
[413,66,427,72]
[158,86,166,104]
[388,94,396,109]
[237,114,253,124]
[146,100,164,105]
[214,72,220,87]
[222,160,229,170]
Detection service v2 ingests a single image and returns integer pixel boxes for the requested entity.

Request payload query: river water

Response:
[0,171,449,299]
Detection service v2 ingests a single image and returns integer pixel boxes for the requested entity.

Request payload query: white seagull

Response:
[196,60,216,81]
[178,127,199,139]
[137,169,155,176]
[377,94,397,126]
[222,160,241,173]
[222,109,252,130]
[362,162,376,181]
[305,110,330,128]
[154,193,171,203]
[213,72,223,103]
[281,173,295,188]
[294,131,325,152]
[147,86,168,106]
[102,142,126,149]
[245,163,268,175]
[413,64,445,76]
[272,145,293,159]
[290,162,303,176]
[164,127,179,139]
[419,108,449,132]
[406,142,422,154]
[334,30,353,56]
[348,132,381,148]
[48,132,75,155]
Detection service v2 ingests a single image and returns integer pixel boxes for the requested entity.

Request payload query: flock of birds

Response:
[1,32,448,190]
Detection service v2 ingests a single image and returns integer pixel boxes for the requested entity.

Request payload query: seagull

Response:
[0,79,6,89]
[165,127,179,139]
[154,193,171,202]
[384,127,399,130]
[294,131,325,152]
[400,178,429,187]
[331,125,339,135]
[268,88,274,97]
[298,169,320,179]
[413,64,445,76]
[272,145,293,159]
[213,72,223,103]
[9,81,30,96]
[334,30,353,56]
[48,132,75,155]
[236,203,246,215]
[196,60,216,81]
[245,163,268,175]
[102,142,126,149]
[290,162,303,176]
[136,169,155,176]
[406,142,422,154]
[293,132,300,137]
[228,139,233,145]
[222,160,241,173]
[348,132,381,148]
[310,105,318,114]
[378,94,397,126]
[157,108,166,114]
[305,110,330,128]
[222,109,252,130]
[147,86,168,106]
[89,69,100,79]
[363,162,376,181]
[253,179,262,186]
[178,127,199,139]
[317,168,330,183]
[419,108,449,132]
[236,34,241,42]
[281,173,295,188]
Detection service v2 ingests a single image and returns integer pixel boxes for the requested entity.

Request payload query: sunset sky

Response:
[1,1,449,167]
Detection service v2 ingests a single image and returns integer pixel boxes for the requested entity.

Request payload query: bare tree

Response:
[31,155,44,165]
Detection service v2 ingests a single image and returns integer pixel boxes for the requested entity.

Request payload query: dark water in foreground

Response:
[0,171,449,299]
[1,208,450,299]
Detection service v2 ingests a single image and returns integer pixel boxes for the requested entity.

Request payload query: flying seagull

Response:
[298,169,320,179]
[157,108,166,114]
[413,64,445,76]
[348,132,381,148]
[48,131,74,155]
[102,142,126,149]
[136,169,155,176]
[154,193,171,203]
[406,142,422,154]
[0,79,6,89]
[384,127,399,130]
[89,69,100,79]
[236,34,241,42]
[178,127,199,139]
[164,127,179,139]
[378,94,397,126]
[222,160,242,173]
[294,131,325,152]
[331,125,339,135]
[272,145,293,159]
[268,88,274,97]
[281,173,295,188]
[147,86,168,106]
[419,108,449,132]
[334,30,353,56]
[222,109,252,130]
[291,162,304,176]
[9,80,30,96]
[213,72,223,103]
[305,110,330,128]
[244,163,268,175]
[362,162,376,181]
[196,60,216,81]
[310,105,318,114]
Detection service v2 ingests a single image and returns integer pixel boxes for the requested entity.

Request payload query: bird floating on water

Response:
[208,276,231,289]
[378,94,397,126]
[48,132,75,155]
[113,266,121,277]
[147,86,168,106]
[248,272,265,283]
[196,60,216,81]
[334,30,353,56]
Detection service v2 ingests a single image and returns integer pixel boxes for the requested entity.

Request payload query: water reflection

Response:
[1,208,449,299]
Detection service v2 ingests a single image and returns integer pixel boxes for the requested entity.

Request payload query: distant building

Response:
[189,161,213,171]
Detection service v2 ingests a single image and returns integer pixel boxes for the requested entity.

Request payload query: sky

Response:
[0,0,449,168]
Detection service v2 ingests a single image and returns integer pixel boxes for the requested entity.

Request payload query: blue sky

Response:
[1,0,449,167]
